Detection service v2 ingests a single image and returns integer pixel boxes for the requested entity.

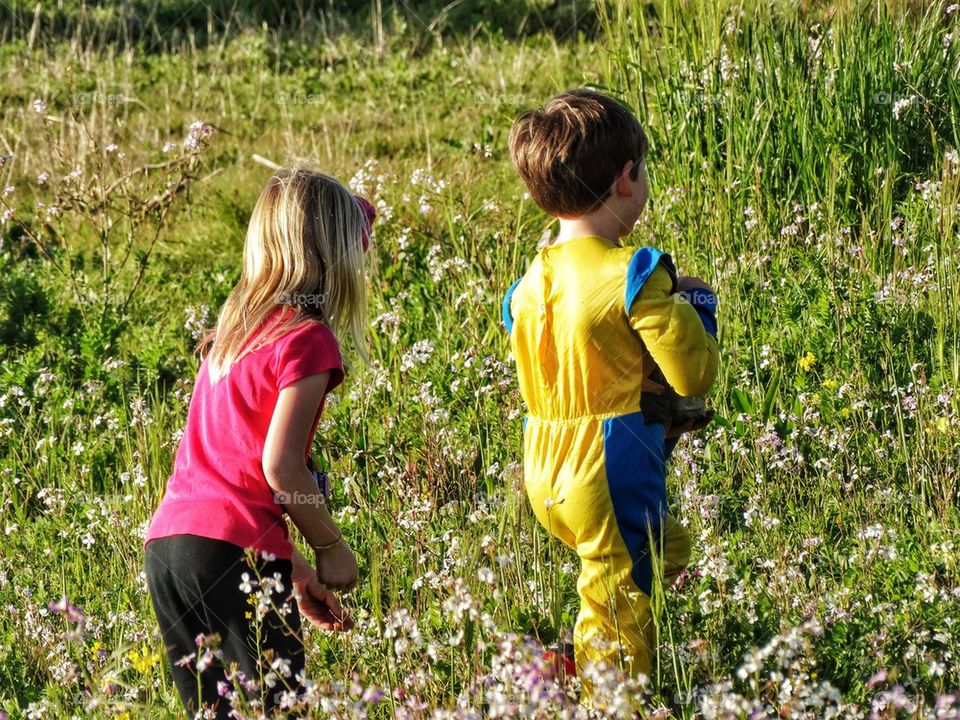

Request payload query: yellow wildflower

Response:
[127,645,162,674]
[823,379,838,390]
[798,352,816,372]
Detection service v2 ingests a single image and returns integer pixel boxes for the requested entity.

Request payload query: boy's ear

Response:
[613,160,635,197]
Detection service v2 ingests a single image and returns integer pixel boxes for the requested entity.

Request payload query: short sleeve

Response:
[274,322,345,393]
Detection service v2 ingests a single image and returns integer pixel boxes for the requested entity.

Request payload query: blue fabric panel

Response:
[693,307,718,338]
[684,287,718,315]
[502,278,523,333]
[624,247,665,314]
[602,410,667,595]
[681,286,719,338]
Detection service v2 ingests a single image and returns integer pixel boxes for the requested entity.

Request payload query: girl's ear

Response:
[614,160,635,198]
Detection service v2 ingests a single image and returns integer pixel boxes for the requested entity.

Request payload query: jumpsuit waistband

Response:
[524,408,649,426]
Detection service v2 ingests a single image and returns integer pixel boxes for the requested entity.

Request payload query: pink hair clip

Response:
[354,195,376,253]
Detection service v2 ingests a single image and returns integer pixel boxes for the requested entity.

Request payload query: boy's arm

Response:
[627,257,719,397]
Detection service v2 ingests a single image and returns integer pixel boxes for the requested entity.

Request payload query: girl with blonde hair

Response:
[144,166,375,718]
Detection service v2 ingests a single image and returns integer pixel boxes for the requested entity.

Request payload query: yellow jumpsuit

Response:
[502,235,719,696]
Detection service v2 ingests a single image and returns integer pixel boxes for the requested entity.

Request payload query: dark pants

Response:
[145,534,306,718]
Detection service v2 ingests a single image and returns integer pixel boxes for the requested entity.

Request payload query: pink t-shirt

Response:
[144,307,345,560]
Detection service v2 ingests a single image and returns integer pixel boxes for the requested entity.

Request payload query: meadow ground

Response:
[1,1,959,717]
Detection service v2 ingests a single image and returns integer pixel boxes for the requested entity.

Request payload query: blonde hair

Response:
[198,166,369,384]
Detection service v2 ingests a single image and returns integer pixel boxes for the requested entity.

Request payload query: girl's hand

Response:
[314,540,358,592]
[292,572,354,632]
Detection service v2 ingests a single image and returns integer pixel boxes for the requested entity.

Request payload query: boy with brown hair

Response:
[502,88,720,700]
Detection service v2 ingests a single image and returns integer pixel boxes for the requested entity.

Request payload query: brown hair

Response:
[508,89,648,217]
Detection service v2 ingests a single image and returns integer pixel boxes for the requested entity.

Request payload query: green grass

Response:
[1,1,959,718]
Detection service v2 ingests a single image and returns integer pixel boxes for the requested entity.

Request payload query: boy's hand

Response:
[664,409,715,438]
[314,541,358,592]
[292,572,355,632]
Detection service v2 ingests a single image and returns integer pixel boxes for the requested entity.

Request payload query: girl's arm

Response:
[290,544,314,584]
[289,541,354,631]
[262,371,358,590]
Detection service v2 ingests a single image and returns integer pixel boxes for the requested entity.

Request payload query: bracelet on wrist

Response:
[313,532,342,552]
